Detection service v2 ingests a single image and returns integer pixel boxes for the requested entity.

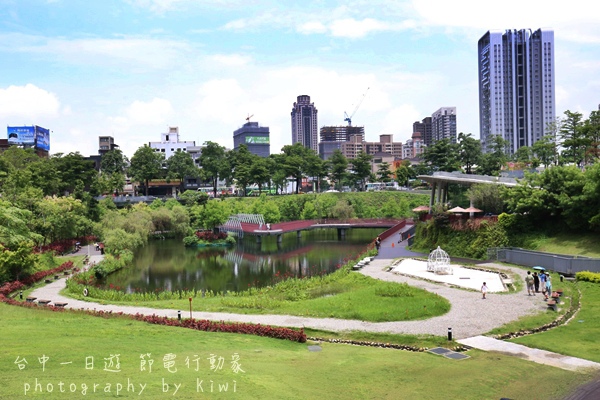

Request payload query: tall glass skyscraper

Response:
[291,95,318,152]
[478,28,555,154]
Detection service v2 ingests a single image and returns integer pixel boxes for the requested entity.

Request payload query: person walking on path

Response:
[525,271,535,296]
[533,272,540,293]
[481,282,488,299]
[375,236,381,252]
[540,272,547,296]
[544,275,553,300]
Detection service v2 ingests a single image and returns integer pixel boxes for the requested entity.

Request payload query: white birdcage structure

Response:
[427,246,453,275]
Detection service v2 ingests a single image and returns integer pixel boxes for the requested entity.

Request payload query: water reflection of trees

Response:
[103,228,379,293]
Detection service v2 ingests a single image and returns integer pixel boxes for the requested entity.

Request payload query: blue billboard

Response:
[7,126,35,146]
[35,126,50,151]
[7,125,50,151]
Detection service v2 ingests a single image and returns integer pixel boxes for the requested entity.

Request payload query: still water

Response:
[103,228,381,293]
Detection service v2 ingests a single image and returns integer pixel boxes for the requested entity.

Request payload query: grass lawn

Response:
[0,303,593,400]
[65,272,451,322]
[510,281,600,362]
[529,232,600,258]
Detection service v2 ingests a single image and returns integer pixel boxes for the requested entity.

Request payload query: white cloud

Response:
[297,22,328,35]
[126,98,173,125]
[208,54,252,67]
[410,0,600,43]
[0,33,194,71]
[329,18,415,38]
[0,84,60,119]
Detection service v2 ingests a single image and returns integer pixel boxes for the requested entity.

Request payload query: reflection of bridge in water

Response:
[220,217,407,244]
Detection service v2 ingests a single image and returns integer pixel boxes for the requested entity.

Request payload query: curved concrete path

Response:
[28,240,600,373]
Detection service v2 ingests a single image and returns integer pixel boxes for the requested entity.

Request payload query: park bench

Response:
[54,274,60,280]
[37,299,51,306]
[547,300,557,311]
[64,270,70,276]
[44,279,52,284]
[26,296,37,303]
[54,302,68,308]
[502,278,513,288]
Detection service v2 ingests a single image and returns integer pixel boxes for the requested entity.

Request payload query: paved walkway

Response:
[29,239,600,374]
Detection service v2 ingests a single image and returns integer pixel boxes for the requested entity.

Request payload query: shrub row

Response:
[575,271,600,283]
[132,313,306,343]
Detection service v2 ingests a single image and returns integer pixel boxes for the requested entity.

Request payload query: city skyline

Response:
[0,0,598,159]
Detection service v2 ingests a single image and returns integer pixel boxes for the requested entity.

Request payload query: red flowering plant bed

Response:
[0,261,74,298]
[132,313,307,343]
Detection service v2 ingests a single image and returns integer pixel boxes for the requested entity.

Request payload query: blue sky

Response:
[1,0,598,158]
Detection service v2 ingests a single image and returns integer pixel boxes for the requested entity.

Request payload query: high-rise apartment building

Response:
[413,117,433,146]
[478,28,555,154]
[291,95,318,152]
[432,107,457,143]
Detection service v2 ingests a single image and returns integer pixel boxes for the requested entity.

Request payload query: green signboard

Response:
[246,136,269,144]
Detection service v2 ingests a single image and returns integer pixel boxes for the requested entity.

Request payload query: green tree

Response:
[328,150,348,190]
[478,135,508,176]
[281,143,312,194]
[198,142,228,198]
[195,199,229,230]
[376,162,393,182]
[250,156,271,193]
[167,149,198,192]
[0,241,38,282]
[305,153,328,193]
[422,138,460,172]
[230,145,254,196]
[467,184,506,215]
[532,135,557,168]
[458,133,481,174]
[53,152,97,194]
[559,110,587,167]
[101,149,127,175]
[582,110,600,164]
[129,145,165,196]
[513,146,533,164]
[350,151,373,191]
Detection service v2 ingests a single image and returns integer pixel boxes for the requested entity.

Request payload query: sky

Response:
[0,0,599,159]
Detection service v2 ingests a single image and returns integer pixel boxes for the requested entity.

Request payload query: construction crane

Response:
[245,114,254,122]
[344,87,369,126]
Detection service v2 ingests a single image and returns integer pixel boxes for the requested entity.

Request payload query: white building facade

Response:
[149,127,195,159]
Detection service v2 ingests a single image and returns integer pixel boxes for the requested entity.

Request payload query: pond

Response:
[102,228,382,294]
